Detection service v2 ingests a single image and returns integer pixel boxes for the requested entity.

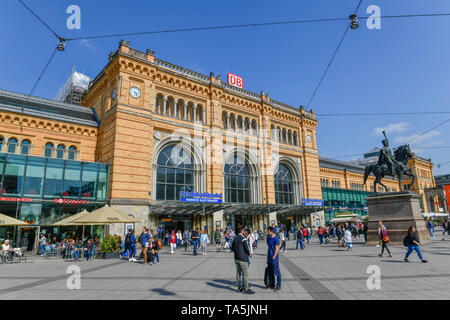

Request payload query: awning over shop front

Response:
[149,201,323,216]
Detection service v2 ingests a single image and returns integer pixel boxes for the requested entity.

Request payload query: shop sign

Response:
[445,185,450,211]
[227,73,243,89]
[180,192,222,203]
[161,218,172,222]
[53,199,90,204]
[302,198,324,206]
[0,197,32,202]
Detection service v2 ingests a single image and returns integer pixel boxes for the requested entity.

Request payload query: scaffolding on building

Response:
[56,67,91,105]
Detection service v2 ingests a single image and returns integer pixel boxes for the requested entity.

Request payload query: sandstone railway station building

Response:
[0,40,437,249]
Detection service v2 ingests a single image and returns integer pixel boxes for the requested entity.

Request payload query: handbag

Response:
[382,236,389,243]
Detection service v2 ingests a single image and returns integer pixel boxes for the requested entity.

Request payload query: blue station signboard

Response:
[302,198,324,206]
[180,191,223,203]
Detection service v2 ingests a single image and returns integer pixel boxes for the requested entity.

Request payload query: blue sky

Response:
[1,0,449,175]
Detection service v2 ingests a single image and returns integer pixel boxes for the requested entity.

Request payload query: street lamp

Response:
[349,14,359,29]
[57,38,66,51]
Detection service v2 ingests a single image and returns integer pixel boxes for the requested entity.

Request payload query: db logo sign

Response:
[227,73,243,89]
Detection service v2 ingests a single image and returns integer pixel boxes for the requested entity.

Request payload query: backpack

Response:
[403,235,409,247]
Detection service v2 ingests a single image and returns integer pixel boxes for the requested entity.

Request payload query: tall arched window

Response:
[274,163,295,205]
[44,143,53,157]
[156,145,194,201]
[68,146,77,160]
[56,144,65,159]
[7,138,18,153]
[21,140,31,155]
[225,155,251,203]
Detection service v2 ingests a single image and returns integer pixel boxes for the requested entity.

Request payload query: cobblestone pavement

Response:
[2,229,450,300]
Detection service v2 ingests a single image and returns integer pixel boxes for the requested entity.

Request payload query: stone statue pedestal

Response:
[366,192,430,245]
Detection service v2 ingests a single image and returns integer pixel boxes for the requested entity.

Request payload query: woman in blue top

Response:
[140,227,151,265]
[199,230,210,256]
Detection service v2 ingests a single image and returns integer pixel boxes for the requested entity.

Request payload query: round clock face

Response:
[129,86,141,98]
[307,135,312,142]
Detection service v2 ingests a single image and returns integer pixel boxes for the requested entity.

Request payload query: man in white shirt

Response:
[343,228,353,251]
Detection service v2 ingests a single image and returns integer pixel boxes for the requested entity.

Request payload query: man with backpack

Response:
[404,226,428,263]
[183,229,190,252]
[231,226,254,294]
[214,228,222,252]
[191,228,199,256]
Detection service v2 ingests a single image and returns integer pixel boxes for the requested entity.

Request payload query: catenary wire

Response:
[64,13,450,42]
[305,0,363,108]
[29,48,58,96]
[407,118,450,144]
[316,111,450,116]
[17,0,60,39]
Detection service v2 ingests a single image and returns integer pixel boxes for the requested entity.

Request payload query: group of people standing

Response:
[231,226,281,295]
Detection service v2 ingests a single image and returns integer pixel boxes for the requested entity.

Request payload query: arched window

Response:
[224,155,251,203]
[274,163,295,205]
[156,145,194,201]
[68,146,77,160]
[21,140,31,155]
[44,143,53,157]
[56,144,65,159]
[7,138,18,153]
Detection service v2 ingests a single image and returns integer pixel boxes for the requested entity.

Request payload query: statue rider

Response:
[377,131,396,177]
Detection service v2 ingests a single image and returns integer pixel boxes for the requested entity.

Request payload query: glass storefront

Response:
[0,152,109,249]
[322,187,373,223]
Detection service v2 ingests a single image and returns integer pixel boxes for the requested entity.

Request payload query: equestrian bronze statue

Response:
[363,131,416,193]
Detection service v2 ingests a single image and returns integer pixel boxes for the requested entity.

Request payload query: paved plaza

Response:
[2,230,450,300]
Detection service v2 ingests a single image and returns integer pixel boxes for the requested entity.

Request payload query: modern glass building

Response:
[0,152,109,250]
[322,187,373,223]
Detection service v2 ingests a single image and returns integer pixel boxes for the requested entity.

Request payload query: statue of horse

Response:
[363,144,416,193]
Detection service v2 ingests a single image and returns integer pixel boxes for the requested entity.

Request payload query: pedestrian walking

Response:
[343,227,352,251]
[404,226,428,263]
[231,226,254,294]
[317,226,324,245]
[296,227,304,250]
[191,228,199,256]
[140,227,151,265]
[254,230,259,248]
[228,228,235,252]
[363,223,368,244]
[279,229,286,253]
[39,233,46,256]
[169,230,177,255]
[183,229,190,252]
[377,221,392,258]
[200,230,209,255]
[214,228,221,252]
[150,236,160,265]
[266,226,281,292]
[126,229,137,261]
[442,219,448,236]
[426,219,435,239]
[176,230,183,247]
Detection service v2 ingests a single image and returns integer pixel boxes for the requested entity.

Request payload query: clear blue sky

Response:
[1,0,449,175]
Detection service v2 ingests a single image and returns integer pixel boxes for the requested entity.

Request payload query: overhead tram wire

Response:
[316,111,450,117]
[16,0,60,39]
[332,146,450,160]
[28,47,58,97]
[306,0,363,108]
[407,118,450,144]
[63,12,450,42]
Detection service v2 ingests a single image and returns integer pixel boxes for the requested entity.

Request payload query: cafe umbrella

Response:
[52,209,92,238]
[69,205,137,225]
[0,213,28,226]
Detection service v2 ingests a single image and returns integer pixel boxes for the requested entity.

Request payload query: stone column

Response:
[241,118,245,133]
[174,99,178,118]
[193,104,197,122]
[202,108,206,125]
[184,102,188,120]
[163,96,168,115]
[226,114,230,130]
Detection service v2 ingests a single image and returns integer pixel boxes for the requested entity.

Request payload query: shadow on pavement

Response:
[151,288,176,296]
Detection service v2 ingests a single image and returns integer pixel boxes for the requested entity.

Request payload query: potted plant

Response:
[99,235,119,259]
